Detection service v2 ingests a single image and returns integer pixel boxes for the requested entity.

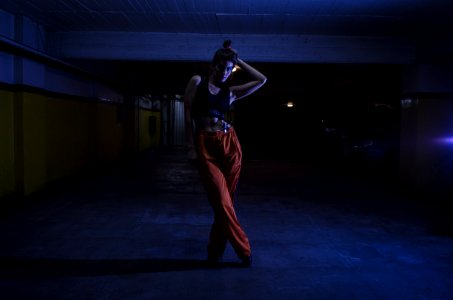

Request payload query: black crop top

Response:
[190,77,231,120]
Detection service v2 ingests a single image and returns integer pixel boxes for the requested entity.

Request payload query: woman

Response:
[184,40,267,267]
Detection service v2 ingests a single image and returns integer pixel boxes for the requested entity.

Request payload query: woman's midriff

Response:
[196,117,231,132]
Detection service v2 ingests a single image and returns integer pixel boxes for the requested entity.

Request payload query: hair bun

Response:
[223,40,232,49]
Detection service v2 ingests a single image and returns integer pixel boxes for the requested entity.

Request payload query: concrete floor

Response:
[1,147,452,300]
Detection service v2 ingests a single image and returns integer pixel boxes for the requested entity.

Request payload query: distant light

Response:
[286,101,294,108]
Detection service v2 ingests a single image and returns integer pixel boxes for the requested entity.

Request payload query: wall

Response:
[0,90,15,196]
[138,109,161,151]
[400,64,453,199]
[0,10,160,199]
[0,87,128,198]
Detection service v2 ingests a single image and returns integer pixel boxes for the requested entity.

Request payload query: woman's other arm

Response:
[229,58,267,102]
[184,75,201,157]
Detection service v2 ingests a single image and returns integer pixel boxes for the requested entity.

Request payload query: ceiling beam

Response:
[47,32,416,64]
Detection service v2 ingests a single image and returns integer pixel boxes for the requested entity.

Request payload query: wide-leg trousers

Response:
[195,127,251,259]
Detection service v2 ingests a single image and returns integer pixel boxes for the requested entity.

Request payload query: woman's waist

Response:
[195,117,232,133]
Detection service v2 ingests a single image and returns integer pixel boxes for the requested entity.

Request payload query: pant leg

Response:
[196,128,251,259]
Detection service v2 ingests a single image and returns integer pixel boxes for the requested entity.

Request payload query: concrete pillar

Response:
[400,64,453,198]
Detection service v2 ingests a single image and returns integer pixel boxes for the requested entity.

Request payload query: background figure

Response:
[184,40,267,267]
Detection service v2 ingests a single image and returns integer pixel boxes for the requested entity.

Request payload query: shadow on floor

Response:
[0,257,216,278]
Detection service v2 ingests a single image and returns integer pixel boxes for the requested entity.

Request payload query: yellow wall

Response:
[0,91,15,197]
[139,109,161,151]
[97,102,124,162]
[22,93,47,195]
[0,88,135,198]
[46,97,97,183]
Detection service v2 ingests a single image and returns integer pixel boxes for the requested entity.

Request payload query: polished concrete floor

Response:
[1,147,452,300]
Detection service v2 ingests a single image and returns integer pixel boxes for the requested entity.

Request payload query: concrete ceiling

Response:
[0,0,451,38]
[1,0,453,64]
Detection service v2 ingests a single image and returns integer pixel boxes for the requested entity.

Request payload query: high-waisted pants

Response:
[195,127,251,260]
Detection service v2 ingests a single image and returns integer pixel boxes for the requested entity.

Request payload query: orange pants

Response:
[195,127,251,260]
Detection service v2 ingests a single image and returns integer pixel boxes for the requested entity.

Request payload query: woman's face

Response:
[213,60,234,83]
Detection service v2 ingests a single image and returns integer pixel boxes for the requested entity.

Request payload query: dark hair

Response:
[212,39,238,66]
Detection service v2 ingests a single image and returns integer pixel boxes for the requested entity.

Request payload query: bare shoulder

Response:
[189,75,202,85]
[185,75,203,104]
[185,75,202,91]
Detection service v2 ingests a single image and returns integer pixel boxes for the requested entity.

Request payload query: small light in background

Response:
[286,101,294,108]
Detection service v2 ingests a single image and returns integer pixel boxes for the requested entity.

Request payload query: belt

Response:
[221,122,232,133]
[195,119,232,133]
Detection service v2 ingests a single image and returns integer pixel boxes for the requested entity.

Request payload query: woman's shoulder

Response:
[189,75,203,85]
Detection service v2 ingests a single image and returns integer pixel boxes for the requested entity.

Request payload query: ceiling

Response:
[1,0,452,39]
[1,0,452,95]
[2,0,453,65]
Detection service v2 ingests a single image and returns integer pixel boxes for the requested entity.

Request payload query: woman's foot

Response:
[206,255,222,268]
[240,255,252,267]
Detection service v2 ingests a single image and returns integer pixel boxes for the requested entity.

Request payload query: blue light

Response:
[434,136,453,145]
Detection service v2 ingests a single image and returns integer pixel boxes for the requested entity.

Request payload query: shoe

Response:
[206,255,222,268]
[240,255,252,267]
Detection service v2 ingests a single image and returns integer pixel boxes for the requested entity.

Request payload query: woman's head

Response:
[211,40,238,83]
